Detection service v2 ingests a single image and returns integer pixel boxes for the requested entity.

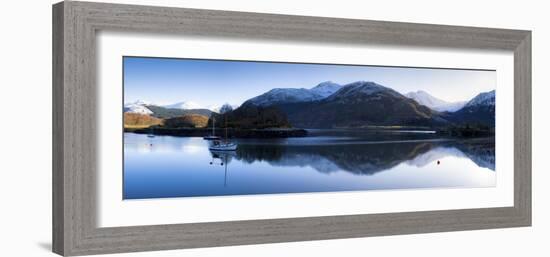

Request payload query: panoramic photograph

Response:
[123,56,496,200]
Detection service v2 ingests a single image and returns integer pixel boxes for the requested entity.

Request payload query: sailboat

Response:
[209,140,237,151]
[203,116,221,140]
[208,115,237,151]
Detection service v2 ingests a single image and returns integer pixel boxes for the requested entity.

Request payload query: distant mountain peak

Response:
[347,81,388,91]
[464,90,495,108]
[312,81,339,89]
[244,87,325,107]
[316,80,336,85]
[326,81,398,101]
[124,100,153,115]
[405,91,466,112]
[310,81,341,97]
[125,99,151,106]
[405,90,443,103]
[407,90,434,100]
[163,101,203,110]
[448,90,495,126]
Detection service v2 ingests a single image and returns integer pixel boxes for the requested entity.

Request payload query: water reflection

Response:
[234,139,494,175]
[124,133,495,199]
[209,151,236,187]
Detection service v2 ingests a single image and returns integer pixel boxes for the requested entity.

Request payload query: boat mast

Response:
[224,115,228,140]
[212,116,215,136]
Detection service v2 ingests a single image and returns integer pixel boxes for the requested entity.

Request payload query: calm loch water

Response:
[123,130,495,200]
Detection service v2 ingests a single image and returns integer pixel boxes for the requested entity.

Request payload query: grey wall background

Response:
[0,0,547,256]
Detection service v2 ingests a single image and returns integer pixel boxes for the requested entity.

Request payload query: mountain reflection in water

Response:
[232,138,494,175]
[123,132,495,199]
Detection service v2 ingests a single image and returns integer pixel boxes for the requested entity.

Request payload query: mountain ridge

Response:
[446,90,495,126]
[238,80,495,128]
[310,81,342,97]
[125,81,496,130]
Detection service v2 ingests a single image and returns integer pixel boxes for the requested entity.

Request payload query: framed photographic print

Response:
[53,1,531,256]
[122,57,497,199]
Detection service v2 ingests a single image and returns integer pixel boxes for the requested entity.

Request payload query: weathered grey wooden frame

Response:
[52,1,531,256]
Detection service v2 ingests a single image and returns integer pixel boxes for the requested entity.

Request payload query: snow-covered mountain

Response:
[163,101,202,110]
[326,81,401,101]
[463,90,495,108]
[124,100,153,115]
[447,90,496,126]
[310,81,342,98]
[124,99,212,116]
[244,88,325,107]
[204,104,221,113]
[124,100,151,107]
[161,101,238,113]
[204,104,240,113]
[243,81,343,107]
[287,81,440,128]
[405,90,466,112]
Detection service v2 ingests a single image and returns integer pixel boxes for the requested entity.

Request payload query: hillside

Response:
[445,90,495,126]
[237,81,496,129]
[125,81,496,132]
[123,113,163,129]
[282,81,446,128]
[163,114,209,128]
[145,105,213,119]
[209,104,291,129]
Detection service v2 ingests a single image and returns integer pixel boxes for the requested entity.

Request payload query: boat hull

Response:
[209,145,237,151]
[208,140,237,151]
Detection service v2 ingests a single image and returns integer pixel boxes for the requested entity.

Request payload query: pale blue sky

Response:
[124,57,496,107]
